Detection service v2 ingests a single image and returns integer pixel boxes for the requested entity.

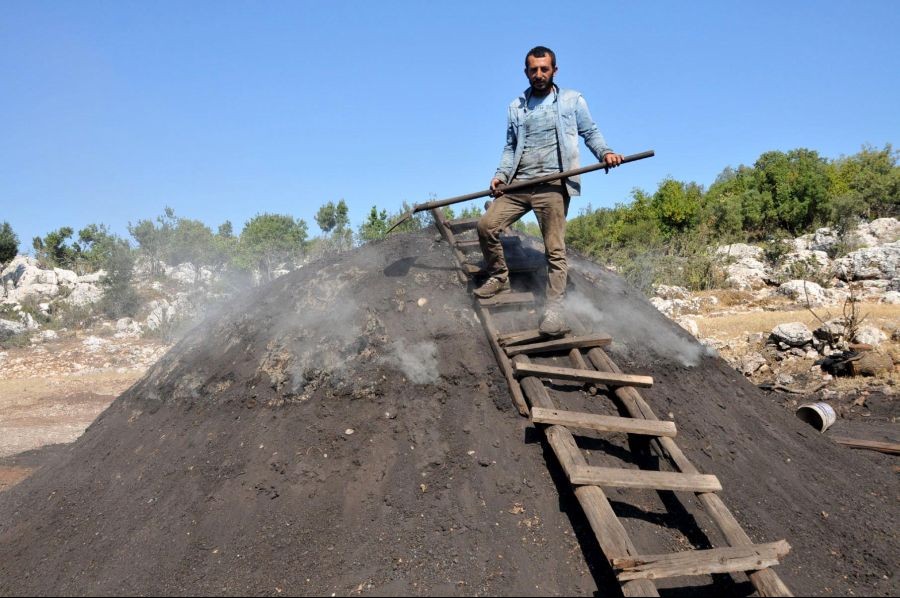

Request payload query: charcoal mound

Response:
[0,230,897,596]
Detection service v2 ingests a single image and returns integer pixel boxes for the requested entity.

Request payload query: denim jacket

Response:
[494,85,612,197]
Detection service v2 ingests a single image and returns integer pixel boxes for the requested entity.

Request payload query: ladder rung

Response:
[531,407,677,438]
[478,292,536,308]
[455,239,481,249]
[612,540,791,582]
[448,217,480,232]
[456,236,521,249]
[570,465,722,493]
[465,260,545,276]
[497,329,546,347]
[514,362,653,388]
[505,333,612,357]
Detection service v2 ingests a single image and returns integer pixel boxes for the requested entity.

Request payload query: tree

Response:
[0,222,18,265]
[99,238,140,318]
[128,207,177,277]
[72,223,118,273]
[314,199,352,251]
[238,213,309,282]
[315,199,350,234]
[357,206,389,243]
[32,227,76,269]
[218,221,234,238]
[753,149,830,234]
[830,144,899,220]
[168,217,217,279]
[459,205,483,219]
[651,178,702,235]
[212,221,238,270]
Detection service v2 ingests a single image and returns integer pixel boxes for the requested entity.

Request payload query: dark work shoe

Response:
[474,276,510,299]
[539,307,570,337]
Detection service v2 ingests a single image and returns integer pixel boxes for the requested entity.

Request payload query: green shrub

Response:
[0,222,18,265]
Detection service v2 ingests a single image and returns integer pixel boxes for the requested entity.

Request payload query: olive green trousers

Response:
[476,181,570,304]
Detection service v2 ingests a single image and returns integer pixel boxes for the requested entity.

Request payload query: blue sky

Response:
[2,1,898,249]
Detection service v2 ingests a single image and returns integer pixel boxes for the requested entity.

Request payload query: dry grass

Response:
[694,289,758,308]
[696,302,900,341]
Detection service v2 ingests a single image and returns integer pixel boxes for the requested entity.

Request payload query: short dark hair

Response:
[526,46,556,68]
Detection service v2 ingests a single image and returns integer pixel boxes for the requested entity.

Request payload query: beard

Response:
[530,74,554,95]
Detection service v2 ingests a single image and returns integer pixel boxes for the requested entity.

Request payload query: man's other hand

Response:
[604,153,624,169]
[490,177,506,197]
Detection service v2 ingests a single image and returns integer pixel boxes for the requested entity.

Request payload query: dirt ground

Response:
[0,336,166,492]
[0,231,897,596]
[0,369,143,458]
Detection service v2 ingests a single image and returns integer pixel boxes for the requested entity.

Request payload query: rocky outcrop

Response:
[724,256,771,290]
[164,263,214,286]
[794,227,840,253]
[778,280,826,305]
[0,318,27,339]
[711,218,900,301]
[715,243,763,260]
[775,249,831,278]
[650,285,718,318]
[834,242,899,281]
[0,256,105,307]
[851,217,900,248]
[0,253,221,339]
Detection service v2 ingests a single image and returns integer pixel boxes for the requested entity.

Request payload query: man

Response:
[474,46,623,336]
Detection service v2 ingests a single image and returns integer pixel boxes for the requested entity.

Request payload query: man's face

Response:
[525,55,557,94]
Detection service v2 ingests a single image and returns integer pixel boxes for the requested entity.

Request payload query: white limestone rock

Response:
[824,288,851,304]
[76,271,106,284]
[6,283,60,303]
[725,257,771,290]
[654,285,690,300]
[66,282,103,306]
[145,299,173,331]
[167,263,198,285]
[739,352,767,376]
[114,317,143,338]
[716,243,764,261]
[776,250,831,278]
[810,227,840,253]
[1,257,63,303]
[53,268,78,287]
[834,242,899,281]
[771,322,814,347]
[854,326,888,346]
[38,330,59,342]
[777,280,826,305]
[82,336,109,351]
[676,317,700,337]
[650,296,701,318]
[850,218,900,248]
[0,318,26,338]
[20,312,39,330]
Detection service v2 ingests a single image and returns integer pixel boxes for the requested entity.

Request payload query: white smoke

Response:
[564,291,707,367]
[381,340,439,384]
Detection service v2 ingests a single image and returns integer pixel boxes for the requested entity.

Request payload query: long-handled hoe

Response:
[385,150,655,234]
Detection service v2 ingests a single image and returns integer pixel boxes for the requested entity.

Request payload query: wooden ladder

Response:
[432,209,793,597]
